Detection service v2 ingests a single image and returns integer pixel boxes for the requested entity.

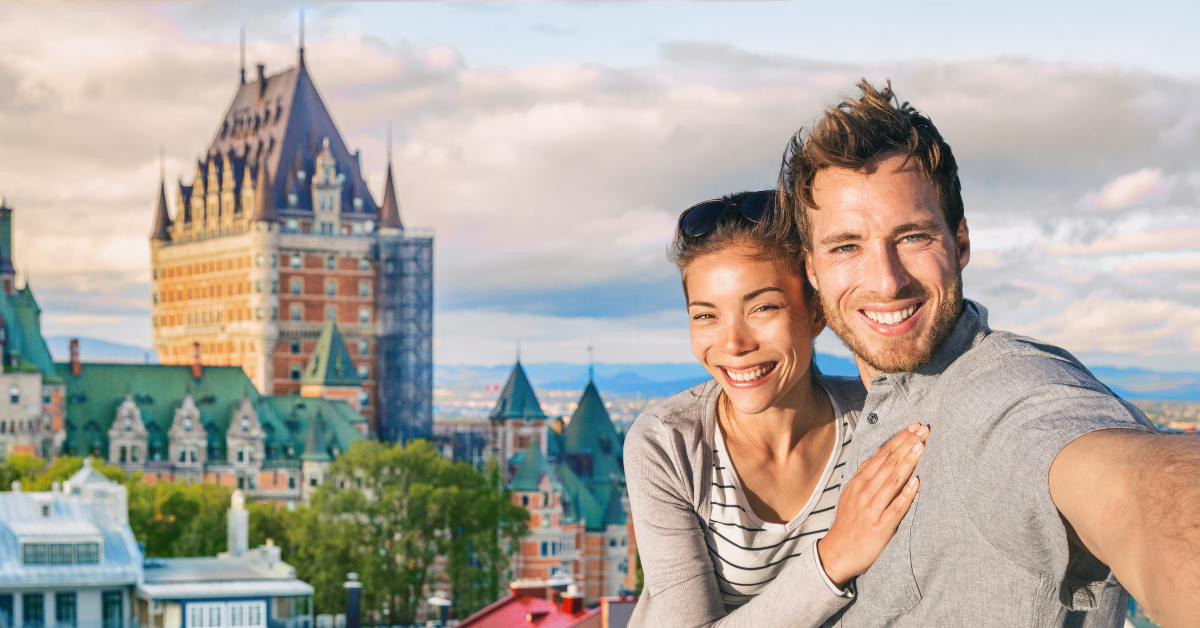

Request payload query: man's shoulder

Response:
[956,329,1106,392]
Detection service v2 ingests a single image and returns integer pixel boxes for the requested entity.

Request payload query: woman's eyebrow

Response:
[743,287,784,301]
[687,300,716,308]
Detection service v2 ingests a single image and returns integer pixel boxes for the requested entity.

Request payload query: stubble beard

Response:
[818,269,964,374]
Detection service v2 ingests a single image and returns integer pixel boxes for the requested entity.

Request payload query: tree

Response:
[0,455,123,491]
[126,475,232,557]
[289,440,529,622]
[248,500,300,563]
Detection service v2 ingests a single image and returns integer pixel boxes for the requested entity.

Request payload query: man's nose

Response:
[862,242,912,297]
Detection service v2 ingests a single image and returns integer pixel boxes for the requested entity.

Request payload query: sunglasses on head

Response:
[678,191,779,238]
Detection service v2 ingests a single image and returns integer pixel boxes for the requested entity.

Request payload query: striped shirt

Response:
[707,387,852,610]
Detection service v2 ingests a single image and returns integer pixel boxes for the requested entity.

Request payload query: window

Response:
[8,385,18,404]
[326,255,336,270]
[290,305,302,321]
[255,281,262,293]
[540,542,548,557]
[358,307,371,323]
[183,417,192,432]
[521,495,529,506]
[290,365,301,381]
[131,446,139,463]
[56,592,76,627]
[288,474,296,489]
[21,542,99,565]
[270,254,278,267]
[119,446,127,463]
[241,416,250,432]
[359,257,371,271]
[290,278,302,295]
[357,340,369,355]
[287,218,300,232]
[325,280,336,296]
[102,592,122,628]
[23,593,43,628]
[290,254,301,268]
[358,390,369,408]
[357,364,369,379]
[42,388,51,405]
[326,306,337,321]
[358,280,370,297]
[290,340,301,354]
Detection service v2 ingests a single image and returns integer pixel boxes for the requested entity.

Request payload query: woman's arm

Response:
[626,420,848,628]
[627,420,928,628]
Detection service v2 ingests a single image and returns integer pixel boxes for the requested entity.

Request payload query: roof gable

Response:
[302,319,360,387]
[509,442,555,492]
[489,361,546,421]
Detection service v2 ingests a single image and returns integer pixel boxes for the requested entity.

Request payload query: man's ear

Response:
[956,217,971,269]
[804,248,819,288]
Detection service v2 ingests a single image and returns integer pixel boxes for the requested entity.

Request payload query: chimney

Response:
[257,64,267,98]
[69,339,81,378]
[191,341,202,380]
[227,489,249,557]
[561,593,584,615]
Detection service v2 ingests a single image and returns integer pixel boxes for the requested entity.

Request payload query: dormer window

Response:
[183,417,193,432]
[9,385,19,404]
[123,416,132,431]
[241,417,250,432]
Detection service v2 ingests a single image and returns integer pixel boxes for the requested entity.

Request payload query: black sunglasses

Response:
[678,191,779,237]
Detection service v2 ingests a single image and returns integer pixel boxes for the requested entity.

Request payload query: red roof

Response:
[458,594,598,628]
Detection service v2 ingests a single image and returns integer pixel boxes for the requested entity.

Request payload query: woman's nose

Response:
[719,318,756,356]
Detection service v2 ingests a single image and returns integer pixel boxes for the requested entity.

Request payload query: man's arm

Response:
[1050,428,1200,627]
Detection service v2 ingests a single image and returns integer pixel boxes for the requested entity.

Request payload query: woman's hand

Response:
[817,423,929,588]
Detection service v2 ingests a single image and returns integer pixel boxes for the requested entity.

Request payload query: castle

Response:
[488,361,638,602]
[148,40,433,442]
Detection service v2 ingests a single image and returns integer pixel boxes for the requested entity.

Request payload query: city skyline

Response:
[1,2,1198,369]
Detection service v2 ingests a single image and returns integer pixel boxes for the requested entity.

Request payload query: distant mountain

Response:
[45,336,157,364]
[438,354,1200,401]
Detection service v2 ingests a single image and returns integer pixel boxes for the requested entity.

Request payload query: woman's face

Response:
[686,243,825,416]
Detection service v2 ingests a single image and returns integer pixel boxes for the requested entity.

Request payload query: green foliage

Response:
[126,476,233,557]
[289,440,529,622]
[247,500,299,563]
[0,455,123,491]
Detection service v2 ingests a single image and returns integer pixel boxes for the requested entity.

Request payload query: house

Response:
[0,459,142,628]
[457,580,635,628]
[136,491,313,628]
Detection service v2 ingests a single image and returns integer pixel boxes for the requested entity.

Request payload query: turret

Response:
[248,154,278,223]
[150,176,173,242]
[0,199,14,295]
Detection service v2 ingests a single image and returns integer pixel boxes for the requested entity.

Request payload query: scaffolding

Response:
[374,229,434,442]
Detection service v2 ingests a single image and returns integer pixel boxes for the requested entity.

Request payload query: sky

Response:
[1,1,1199,369]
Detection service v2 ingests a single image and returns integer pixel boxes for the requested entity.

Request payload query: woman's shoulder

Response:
[627,379,718,448]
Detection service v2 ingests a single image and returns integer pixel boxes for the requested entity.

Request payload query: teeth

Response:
[726,364,774,382]
[864,305,916,326]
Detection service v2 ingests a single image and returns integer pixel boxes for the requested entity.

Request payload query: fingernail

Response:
[916,425,929,437]
[911,440,923,453]
[907,476,918,490]
[907,424,919,433]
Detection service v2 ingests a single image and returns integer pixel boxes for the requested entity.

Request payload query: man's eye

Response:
[833,244,856,253]
[902,234,928,243]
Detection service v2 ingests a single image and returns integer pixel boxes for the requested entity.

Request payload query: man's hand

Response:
[818,423,928,588]
[1050,429,1200,628]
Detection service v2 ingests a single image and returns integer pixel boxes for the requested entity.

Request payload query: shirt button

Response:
[867,413,878,425]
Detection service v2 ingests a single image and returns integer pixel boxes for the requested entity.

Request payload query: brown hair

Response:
[780,79,963,249]
[669,190,810,299]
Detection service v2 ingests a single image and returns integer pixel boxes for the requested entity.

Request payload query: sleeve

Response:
[952,355,1154,608]
[625,417,853,628]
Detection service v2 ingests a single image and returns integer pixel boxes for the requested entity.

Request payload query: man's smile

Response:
[856,301,925,337]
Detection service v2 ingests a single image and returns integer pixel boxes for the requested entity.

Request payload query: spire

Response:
[301,410,331,462]
[151,150,173,242]
[587,342,594,382]
[248,153,278,223]
[489,360,546,421]
[378,123,403,230]
[302,319,361,387]
[239,27,246,84]
[297,9,305,66]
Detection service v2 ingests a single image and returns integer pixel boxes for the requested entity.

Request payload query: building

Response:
[0,459,142,628]
[488,362,637,602]
[138,491,314,628]
[148,40,434,442]
[457,580,635,628]
[58,340,368,506]
[0,201,66,462]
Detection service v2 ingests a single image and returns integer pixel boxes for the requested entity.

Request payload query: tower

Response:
[148,37,434,439]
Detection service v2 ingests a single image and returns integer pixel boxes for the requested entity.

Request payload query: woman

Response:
[625,190,928,627]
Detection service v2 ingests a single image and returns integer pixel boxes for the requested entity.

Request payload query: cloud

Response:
[1114,255,1200,275]
[1041,225,1200,256]
[1079,168,1171,210]
[1003,296,1200,354]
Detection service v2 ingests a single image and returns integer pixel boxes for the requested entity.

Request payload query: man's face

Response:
[804,152,970,376]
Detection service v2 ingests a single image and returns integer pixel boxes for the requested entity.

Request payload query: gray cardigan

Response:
[625,376,867,628]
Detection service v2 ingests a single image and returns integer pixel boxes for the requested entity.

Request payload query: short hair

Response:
[669,190,810,300]
[780,79,964,250]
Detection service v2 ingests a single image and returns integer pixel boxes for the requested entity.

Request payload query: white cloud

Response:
[1041,226,1200,256]
[1114,255,1200,275]
[1003,296,1200,355]
[1079,168,1171,210]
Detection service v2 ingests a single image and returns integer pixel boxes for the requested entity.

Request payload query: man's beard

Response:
[818,270,964,374]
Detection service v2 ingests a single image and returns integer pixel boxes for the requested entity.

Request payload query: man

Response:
[783,81,1200,627]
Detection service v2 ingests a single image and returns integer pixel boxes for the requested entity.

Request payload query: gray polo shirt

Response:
[832,299,1153,628]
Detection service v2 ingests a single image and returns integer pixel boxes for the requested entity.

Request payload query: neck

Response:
[721,372,832,459]
[856,355,882,391]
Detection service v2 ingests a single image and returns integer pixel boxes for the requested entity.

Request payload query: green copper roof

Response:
[558,463,607,531]
[302,319,361,387]
[510,442,555,492]
[10,285,60,382]
[489,361,546,421]
[300,410,331,461]
[53,362,366,462]
[562,380,623,486]
[602,484,626,526]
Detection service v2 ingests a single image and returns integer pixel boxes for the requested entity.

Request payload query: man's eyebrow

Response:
[743,287,784,301]
[819,231,861,246]
[893,220,942,235]
[687,300,715,309]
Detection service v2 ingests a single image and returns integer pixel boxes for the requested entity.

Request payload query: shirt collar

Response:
[873,299,992,403]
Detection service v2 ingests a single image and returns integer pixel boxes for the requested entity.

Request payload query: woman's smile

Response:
[719,361,778,387]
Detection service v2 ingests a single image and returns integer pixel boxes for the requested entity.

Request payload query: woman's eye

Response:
[753,304,781,313]
[692,313,714,320]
